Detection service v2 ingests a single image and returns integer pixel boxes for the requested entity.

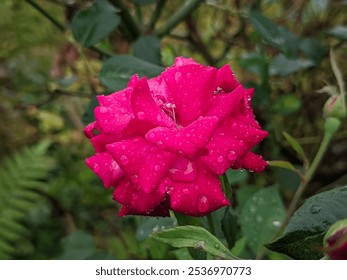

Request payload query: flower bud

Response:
[323,95,346,120]
[323,219,347,260]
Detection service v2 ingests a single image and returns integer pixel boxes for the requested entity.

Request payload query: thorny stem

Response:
[155,0,202,38]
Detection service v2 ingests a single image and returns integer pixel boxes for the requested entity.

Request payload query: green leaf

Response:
[273,94,302,115]
[249,11,284,49]
[222,207,239,248]
[267,160,298,173]
[239,52,269,81]
[135,217,176,242]
[71,0,120,47]
[283,131,308,163]
[133,35,161,65]
[225,169,248,185]
[99,55,164,91]
[327,26,347,40]
[58,231,96,260]
[152,226,239,259]
[266,186,347,259]
[299,38,327,65]
[270,54,314,76]
[240,186,286,254]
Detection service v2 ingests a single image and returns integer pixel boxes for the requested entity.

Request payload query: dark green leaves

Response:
[71,0,120,47]
[270,54,314,76]
[240,186,286,254]
[133,35,161,64]
[267,186,347,259]
[249,11,284,49]
[327,26,347,40]
[99,55,164,91]
[152,225,239,259]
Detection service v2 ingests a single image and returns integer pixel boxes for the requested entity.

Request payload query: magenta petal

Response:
[206,85,244,122]
[173,56,198,67]
[113,179,167,215]
[168,157,198,182]
[95,88,134,134]
[169,164,229,216]
[131,77,176,128]
[85,152,124,188]
[138,147,177,193]
[106,137,150,178]
[145,116,218,156]
[90,134,119,153]
[238,152,268,172]
[162,64,217,125]
[217,64,239,93]
[84,121,99,139]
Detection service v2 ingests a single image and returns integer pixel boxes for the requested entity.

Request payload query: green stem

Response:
[149,0,167,31]
[110,0,141,40]
[155,0,202,38]
[25,0,65,32]
[277,117,341,237]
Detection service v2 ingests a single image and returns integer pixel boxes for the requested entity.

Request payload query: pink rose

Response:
[84,57,268,217]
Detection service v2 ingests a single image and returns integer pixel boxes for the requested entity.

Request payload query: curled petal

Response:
[85,152,124,188]
[236,151,268,172]
[169,164,229,216]
[216,64,239,93]
[83,121,99,139]
[162,64,217,126]
[145,116,219,156]
[113,179,167,216]
[131,77,175,128]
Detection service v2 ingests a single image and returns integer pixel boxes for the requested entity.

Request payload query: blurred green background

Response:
[0,0,346,260]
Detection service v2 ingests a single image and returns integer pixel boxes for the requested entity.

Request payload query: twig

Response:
[155,0,202,38]
[149,0,167,31]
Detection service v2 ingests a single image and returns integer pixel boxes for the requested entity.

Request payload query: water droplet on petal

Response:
[217,156,224,163]
[227,150,237,161]
[182,188,190,195]
[154,165,161,171]
[120,155,129,165]
[99,106,108,113]
[130,174,138,183]
[137,111,145,119]
[175,72,182,82]
[93,163,100,172]
[132,193,139,200]
[198,195,210,213]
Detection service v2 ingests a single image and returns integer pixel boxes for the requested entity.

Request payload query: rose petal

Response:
[169,164,229,216]
[83,121,99,139]
[168,157,198,182]
[216,64,239,93]
[173,56,198,67]
[131,77,176,128]
[85,152,124,188]
[95,88,134,134]
[90,134,119,153]
[113,179,167,215]
[145,116,219,156]
[162,64,217,126]
[206,85,244,122]
[236,151,268,172]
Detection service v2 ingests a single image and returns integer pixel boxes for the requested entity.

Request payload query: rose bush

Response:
[84,57,268,217]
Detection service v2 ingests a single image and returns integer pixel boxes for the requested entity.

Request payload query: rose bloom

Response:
[84,57,268,217]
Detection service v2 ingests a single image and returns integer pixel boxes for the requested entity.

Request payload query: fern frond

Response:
[0,141,55,259]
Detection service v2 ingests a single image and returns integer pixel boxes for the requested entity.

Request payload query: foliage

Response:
[0,141,55,259]
[1,0,347,260]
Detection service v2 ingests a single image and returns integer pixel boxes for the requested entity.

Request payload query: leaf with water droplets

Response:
[266,185,347,259]
[152,225,239,259]
[240,186,286,255]
[135,217,176,242]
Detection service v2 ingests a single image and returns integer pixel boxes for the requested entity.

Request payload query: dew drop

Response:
[154,165,161,171]
[227,150,236,161]
[217,156,224,163]
[137,111,145,119]
[272,220,281,227]
[132,193,139,200]
[256,215,263,223]
[198,195,210,213]
[93,163,100,172]
[310,204,321,214]
[130,174,138,183]
[175,72,182,82]
[182,188,190,195]
[120,155,129,164]
[214,243,220,249]
[99,106,108,113]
